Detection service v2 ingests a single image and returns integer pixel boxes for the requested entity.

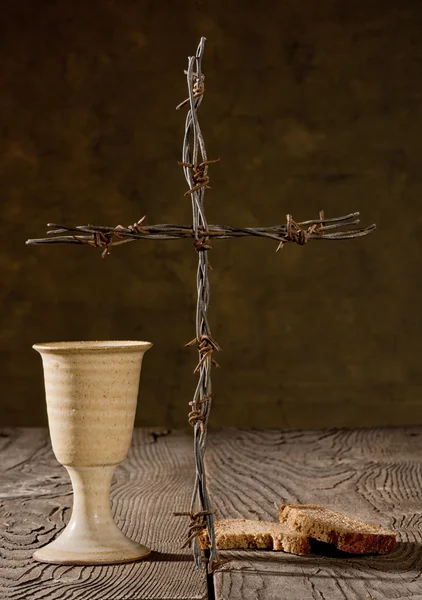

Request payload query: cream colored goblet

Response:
[32,340,152,565]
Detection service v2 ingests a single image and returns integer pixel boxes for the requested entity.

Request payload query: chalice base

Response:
[33,520,151,565]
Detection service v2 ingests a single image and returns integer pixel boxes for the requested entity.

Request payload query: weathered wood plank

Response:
[0,428,206,600]
[5,427,422,599]
[206,427,422,600]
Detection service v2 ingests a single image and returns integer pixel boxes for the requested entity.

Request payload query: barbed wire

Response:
[26,215,376,256]
[177,36,219,571]
[25,37,376,572]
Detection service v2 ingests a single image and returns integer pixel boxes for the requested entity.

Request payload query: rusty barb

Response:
[67,216,148,259]
[115,215,147,235]
[186,334,222,373]
[188,393,213,431]
[173,510,215,549]
[83,230,115,259]
[276,210,325,252]
[193,235,212,252]
[176,71,205,110]
[178,158,220,196]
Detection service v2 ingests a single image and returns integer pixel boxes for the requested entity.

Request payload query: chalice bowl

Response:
[32,340,152,565]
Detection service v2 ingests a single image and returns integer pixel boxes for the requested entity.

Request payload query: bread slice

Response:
[198,518,312,555]
[279,504,397,554]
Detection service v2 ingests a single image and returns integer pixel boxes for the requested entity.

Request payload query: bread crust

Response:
[279,504,397,554]
[199,518,311,555]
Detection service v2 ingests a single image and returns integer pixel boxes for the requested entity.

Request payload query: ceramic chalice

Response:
[33,340,152,565]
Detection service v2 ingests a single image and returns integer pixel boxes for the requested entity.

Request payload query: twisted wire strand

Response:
[26,218,376,248]
[182,37,219,571]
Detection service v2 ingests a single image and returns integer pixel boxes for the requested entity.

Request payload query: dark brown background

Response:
[1,0,420,428]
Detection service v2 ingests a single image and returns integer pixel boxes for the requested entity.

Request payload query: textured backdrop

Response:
[1,0,421,428]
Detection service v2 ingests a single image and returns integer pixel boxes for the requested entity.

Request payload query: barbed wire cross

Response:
[26,37,376,571]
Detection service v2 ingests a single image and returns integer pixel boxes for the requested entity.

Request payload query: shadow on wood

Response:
[146,550,195,563]
[217,541,422,574]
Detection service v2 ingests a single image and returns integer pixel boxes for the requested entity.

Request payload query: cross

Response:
[26,37,376,571]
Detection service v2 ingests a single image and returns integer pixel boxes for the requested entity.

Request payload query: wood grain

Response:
[0,428,207,600]
[206,427,422,600]
[4,427,422,599]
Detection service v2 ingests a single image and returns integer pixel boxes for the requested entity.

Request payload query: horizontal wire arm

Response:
[26,216,376,253]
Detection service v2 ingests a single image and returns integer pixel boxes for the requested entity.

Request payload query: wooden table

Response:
[1,427,422,599]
